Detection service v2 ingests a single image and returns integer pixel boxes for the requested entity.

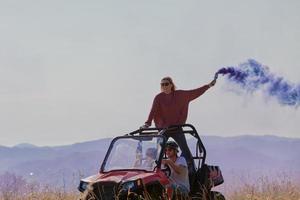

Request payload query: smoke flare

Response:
[215,59,300,107]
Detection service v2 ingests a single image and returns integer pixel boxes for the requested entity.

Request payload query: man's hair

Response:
[161,76,176,91]
[166,141,179,152]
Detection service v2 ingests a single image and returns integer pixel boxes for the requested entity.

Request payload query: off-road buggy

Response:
[78,124,225,200]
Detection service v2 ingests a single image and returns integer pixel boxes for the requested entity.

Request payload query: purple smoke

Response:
[215,59,300,107]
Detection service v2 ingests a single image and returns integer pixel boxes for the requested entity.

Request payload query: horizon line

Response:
[1,133,299,148]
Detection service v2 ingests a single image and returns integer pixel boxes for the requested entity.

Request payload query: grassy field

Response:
[0,174,299,200]
[1,185,299,200]
[229,186,300,200]
[223,175,300,200]
[1,186,300,200]
[0,189,78,200]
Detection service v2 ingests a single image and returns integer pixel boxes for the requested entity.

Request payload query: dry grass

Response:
[0,186,79,200]
[0,190,78,200]
[1,184,300,200]
[228,176,300,200]
[0,172,78,200]
[2,182,300,200]
[1,172,300,200]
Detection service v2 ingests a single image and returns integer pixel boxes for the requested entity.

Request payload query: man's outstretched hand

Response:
[209,79,217,88]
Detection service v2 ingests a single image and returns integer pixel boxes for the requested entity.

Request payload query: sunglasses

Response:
[165,148,173,152]
[160,82,170,87]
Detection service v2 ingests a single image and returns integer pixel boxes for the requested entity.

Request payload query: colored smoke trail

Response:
[215,59,300,107]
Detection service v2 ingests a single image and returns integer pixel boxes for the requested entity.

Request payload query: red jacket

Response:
[145,85,210,128]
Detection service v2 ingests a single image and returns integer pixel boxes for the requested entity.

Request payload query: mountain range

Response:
[0,135,299,190]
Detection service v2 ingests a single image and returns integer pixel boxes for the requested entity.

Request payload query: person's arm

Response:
[133,158,142,167]
[145,95,159,126]
[184,79,216,101]
[162,159,186,175]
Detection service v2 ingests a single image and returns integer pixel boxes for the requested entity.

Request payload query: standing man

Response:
[142,76,216,170]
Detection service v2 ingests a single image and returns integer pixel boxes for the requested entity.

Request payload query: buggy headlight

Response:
[122,179,142,191]
[78,181,89,192]
[123,181,135,190]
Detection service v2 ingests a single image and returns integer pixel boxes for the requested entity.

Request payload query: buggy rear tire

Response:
[210,191,225,200]
[190,191,225,200]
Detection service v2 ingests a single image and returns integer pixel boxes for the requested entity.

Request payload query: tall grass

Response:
[1,172,299,200]
[0,172,78,200]
[228,176,300,200]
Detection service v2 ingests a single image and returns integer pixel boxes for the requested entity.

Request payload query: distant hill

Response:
[13,143,38,148]
[0,135,299,189]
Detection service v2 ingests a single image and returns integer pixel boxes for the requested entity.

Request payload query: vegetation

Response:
[0,172,77,200]
[0,172,299,200]
[228,176,300,200]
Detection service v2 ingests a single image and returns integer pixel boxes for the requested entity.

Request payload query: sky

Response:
[0,0,299,146]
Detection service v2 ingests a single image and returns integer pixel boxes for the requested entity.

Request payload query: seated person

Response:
[143,147,157,170]
[162,141,190,197]
[134,147,157,170]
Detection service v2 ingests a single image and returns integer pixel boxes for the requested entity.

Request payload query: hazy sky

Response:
[0,0,299,146]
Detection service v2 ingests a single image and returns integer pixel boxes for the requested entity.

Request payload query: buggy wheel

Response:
[210,191,225,200]
[79,191,100,200]
[190,191,225,200]
[190,192,204,200]
[171,189,189,200]
[127,192,144,200]
[85,194,97,200]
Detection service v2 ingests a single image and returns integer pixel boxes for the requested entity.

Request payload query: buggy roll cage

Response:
[128,124,207,170]
[100,124,206,173]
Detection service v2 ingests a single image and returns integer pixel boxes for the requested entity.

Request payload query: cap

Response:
[166,141,179,152]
